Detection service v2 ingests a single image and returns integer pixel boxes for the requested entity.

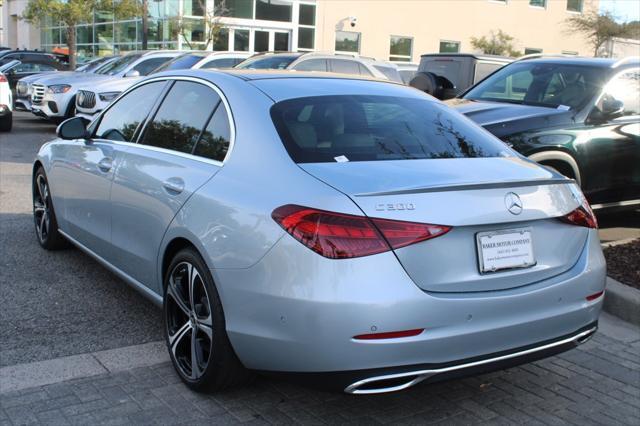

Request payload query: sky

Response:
[599,0,640,22]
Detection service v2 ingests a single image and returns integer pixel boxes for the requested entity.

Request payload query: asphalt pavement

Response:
[0,111,638,369]
[0,113,162,368]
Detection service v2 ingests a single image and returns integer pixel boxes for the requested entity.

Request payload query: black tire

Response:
[0,112,12,132]
[164,247,251,392]
[32,167,69,250]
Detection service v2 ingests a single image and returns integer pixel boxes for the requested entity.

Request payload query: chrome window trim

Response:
[93,75,236,167]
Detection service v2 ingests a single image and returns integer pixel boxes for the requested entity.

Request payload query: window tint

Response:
[140,81,220,154]
[330,59,360,75]
[603,69,640,116]
[465,62,606,109]
[133,57,171,76]
[201,57,243,69]
[152,54,206,73]
[474,62,503,83]
[423,59,462,90]
[293,59,327,72]
[236,54,299,69]
[15,63,56,72]
[193,104,232,161]
[95,81,166,142]
[271,95,512,163]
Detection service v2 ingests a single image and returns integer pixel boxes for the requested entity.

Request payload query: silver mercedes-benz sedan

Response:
[33,69,605,394]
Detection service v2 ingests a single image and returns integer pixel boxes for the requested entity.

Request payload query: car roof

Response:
[421,53,512,62]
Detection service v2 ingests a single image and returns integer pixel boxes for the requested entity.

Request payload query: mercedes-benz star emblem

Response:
[504,192,523,215]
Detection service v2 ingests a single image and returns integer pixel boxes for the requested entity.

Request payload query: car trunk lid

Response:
[299,158,588,292]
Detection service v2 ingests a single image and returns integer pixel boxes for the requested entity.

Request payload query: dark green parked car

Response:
[449,56,639,210]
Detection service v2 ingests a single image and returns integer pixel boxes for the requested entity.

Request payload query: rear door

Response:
[109,78,229,291]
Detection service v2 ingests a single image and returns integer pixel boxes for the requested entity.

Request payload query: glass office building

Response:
[40,0,317,60]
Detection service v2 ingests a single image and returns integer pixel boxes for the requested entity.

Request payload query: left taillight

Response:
[271,204,451,259]
[0,74,7,83]
[561,202,598,229]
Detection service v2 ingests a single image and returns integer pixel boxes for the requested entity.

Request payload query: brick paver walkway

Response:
[1,325,639,425]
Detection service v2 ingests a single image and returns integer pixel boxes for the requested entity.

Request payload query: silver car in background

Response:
[34,70,605,394]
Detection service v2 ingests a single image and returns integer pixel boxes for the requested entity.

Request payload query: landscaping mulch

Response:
[604,239,640,289]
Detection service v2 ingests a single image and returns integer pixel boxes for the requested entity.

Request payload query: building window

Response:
[234,29,250,51]
[298,27,315,50]
[213,28,229,51]
[226,0,253,19]
[299,3,315,26]
[439,40,460,53]
[567,0,583,12]
[335,31,360,53]
[184,0,205,16]
[524,47,543,55]
[529,0,546,8]
[389,36,412,62]
[255,0,292,22]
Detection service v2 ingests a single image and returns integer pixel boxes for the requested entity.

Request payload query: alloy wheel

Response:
[33,175,51,243]
[165,261,213,380]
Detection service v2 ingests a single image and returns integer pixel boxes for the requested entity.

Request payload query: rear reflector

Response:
[586,290,604,302]
[271,204,451,259]
[354,328,424,340]
[561,202,598,229]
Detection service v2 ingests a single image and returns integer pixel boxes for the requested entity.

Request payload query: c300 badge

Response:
[375,203,416,211]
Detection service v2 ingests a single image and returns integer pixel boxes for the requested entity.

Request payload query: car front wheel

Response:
[33,167,68,250]
[164,247,251,392]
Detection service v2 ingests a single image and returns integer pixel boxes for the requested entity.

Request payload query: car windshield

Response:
[151,53,207,73]
[271,95,513,163]
[373,65,403,83]
[235,54,300,70]
[464,62,606,109]
[96,54,143,75]
[0,59,20,72]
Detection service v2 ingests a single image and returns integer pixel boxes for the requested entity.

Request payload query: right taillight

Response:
[561,203,598,229]
[271,204,451,259]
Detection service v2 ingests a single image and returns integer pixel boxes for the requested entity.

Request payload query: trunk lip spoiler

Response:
[354,178,575,197]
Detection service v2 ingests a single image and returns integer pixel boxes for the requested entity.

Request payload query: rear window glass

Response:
[422,59,462,90]
[373,65,403,83]
[271,95,512,163]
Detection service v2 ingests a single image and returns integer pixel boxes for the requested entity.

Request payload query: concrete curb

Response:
[603,277,640,326]
[0,341,167,394]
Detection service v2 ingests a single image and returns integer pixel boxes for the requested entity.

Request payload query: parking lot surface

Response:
[1,112,639,424]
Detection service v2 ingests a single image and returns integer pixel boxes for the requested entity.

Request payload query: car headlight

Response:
[99,91,121,102]
[46,84,71,94]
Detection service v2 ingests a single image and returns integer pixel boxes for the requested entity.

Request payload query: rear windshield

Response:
[271,95,512,163]
[422,59,462,89]
[373,65,403,83]
[235,55,300,70]
[151,53,206,73]
[97,54,143,75]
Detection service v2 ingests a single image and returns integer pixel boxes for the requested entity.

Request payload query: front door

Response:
[58,80,168,260]
[252,29,291,52]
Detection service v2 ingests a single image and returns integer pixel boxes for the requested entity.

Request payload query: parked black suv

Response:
[0,52,67,93]
[449,56,640,210]
[410,53,512,100]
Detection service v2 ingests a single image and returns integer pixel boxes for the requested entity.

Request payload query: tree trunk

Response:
[66,26,76,70]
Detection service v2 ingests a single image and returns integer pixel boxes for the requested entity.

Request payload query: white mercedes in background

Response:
[75,51,249,120]
[31,50,180,122]
[0,67,12,131]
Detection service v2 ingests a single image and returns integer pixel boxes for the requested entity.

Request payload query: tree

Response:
[23,0,141,69]
[170,0,228,50]
[565,11,635,56]
[470,30,521,57]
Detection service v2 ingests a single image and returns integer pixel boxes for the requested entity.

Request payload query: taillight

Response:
[561,203,598,229]
[271,204,451,259]
[0,74,7,83]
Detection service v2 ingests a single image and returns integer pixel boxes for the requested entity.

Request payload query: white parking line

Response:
[0,341,168,394]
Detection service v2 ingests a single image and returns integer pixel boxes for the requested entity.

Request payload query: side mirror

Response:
[56,116,88,140]
[601,98,624,119]
[124,69,140,78]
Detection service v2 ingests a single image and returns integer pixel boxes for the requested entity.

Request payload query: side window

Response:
[474,62,501,83]
[200,58,241,69]
[140,81,220,154]
[133,57,170,76]
[292,59,327,72]
[330,59,360,75]
[95,81,166,142]
[603,69,640,116]
[193,103,232,162]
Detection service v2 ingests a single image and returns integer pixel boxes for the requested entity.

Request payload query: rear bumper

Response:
[213,228,605,383]
[261,322,597,393]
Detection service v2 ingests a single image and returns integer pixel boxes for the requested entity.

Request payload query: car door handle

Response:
[163,177,185,194]
[98,157,113,172]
